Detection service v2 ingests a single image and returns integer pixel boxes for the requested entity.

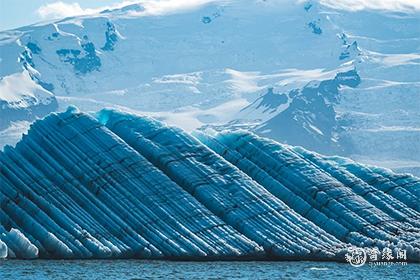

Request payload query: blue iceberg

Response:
[0,107,261,259]
[196,130,420,261]
[0,107,419,262]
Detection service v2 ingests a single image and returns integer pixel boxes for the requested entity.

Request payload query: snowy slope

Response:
[0,108,419,261]
[0,0,419,175]
[0,71,57,130]
[254,69,361,154]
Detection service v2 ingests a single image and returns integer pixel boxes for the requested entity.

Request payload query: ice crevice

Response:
[0,107,418,262]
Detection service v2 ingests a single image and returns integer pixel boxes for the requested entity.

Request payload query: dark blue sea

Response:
[0,260,418,279]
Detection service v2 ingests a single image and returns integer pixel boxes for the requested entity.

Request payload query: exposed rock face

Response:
[256,70,361,154]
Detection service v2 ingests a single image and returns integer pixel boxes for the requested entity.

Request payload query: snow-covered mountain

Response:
[0,0,419,175]
[0,71,57,130]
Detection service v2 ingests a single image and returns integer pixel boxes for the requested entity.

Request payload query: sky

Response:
[1,0,420,31]
[0,0,125,31]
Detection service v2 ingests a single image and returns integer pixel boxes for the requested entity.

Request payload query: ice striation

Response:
[99,110,347,260]
[0,107,261,260]
[196,131,420,261]
[0,108,419,261]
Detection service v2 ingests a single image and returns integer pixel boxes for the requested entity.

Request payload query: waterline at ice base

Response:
[0,107,418,262]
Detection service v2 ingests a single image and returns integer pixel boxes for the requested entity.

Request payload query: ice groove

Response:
[195,130,420,261]
[1,108,419,262]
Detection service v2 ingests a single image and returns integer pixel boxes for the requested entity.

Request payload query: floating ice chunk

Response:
[0,228,38,259]
[0,239,7,258]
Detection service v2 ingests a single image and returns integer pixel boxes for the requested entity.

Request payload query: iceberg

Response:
[0,107,419,262]
[99,109,347,260]
[0,107,261,259]
[195,130,420,260]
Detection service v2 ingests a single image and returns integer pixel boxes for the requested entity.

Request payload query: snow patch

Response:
[0,71,53,108]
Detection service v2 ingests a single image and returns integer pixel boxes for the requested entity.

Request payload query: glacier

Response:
[0,107,419,261]
[0,0,419,177]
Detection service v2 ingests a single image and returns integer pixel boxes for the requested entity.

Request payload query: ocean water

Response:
[0,260,418,280]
